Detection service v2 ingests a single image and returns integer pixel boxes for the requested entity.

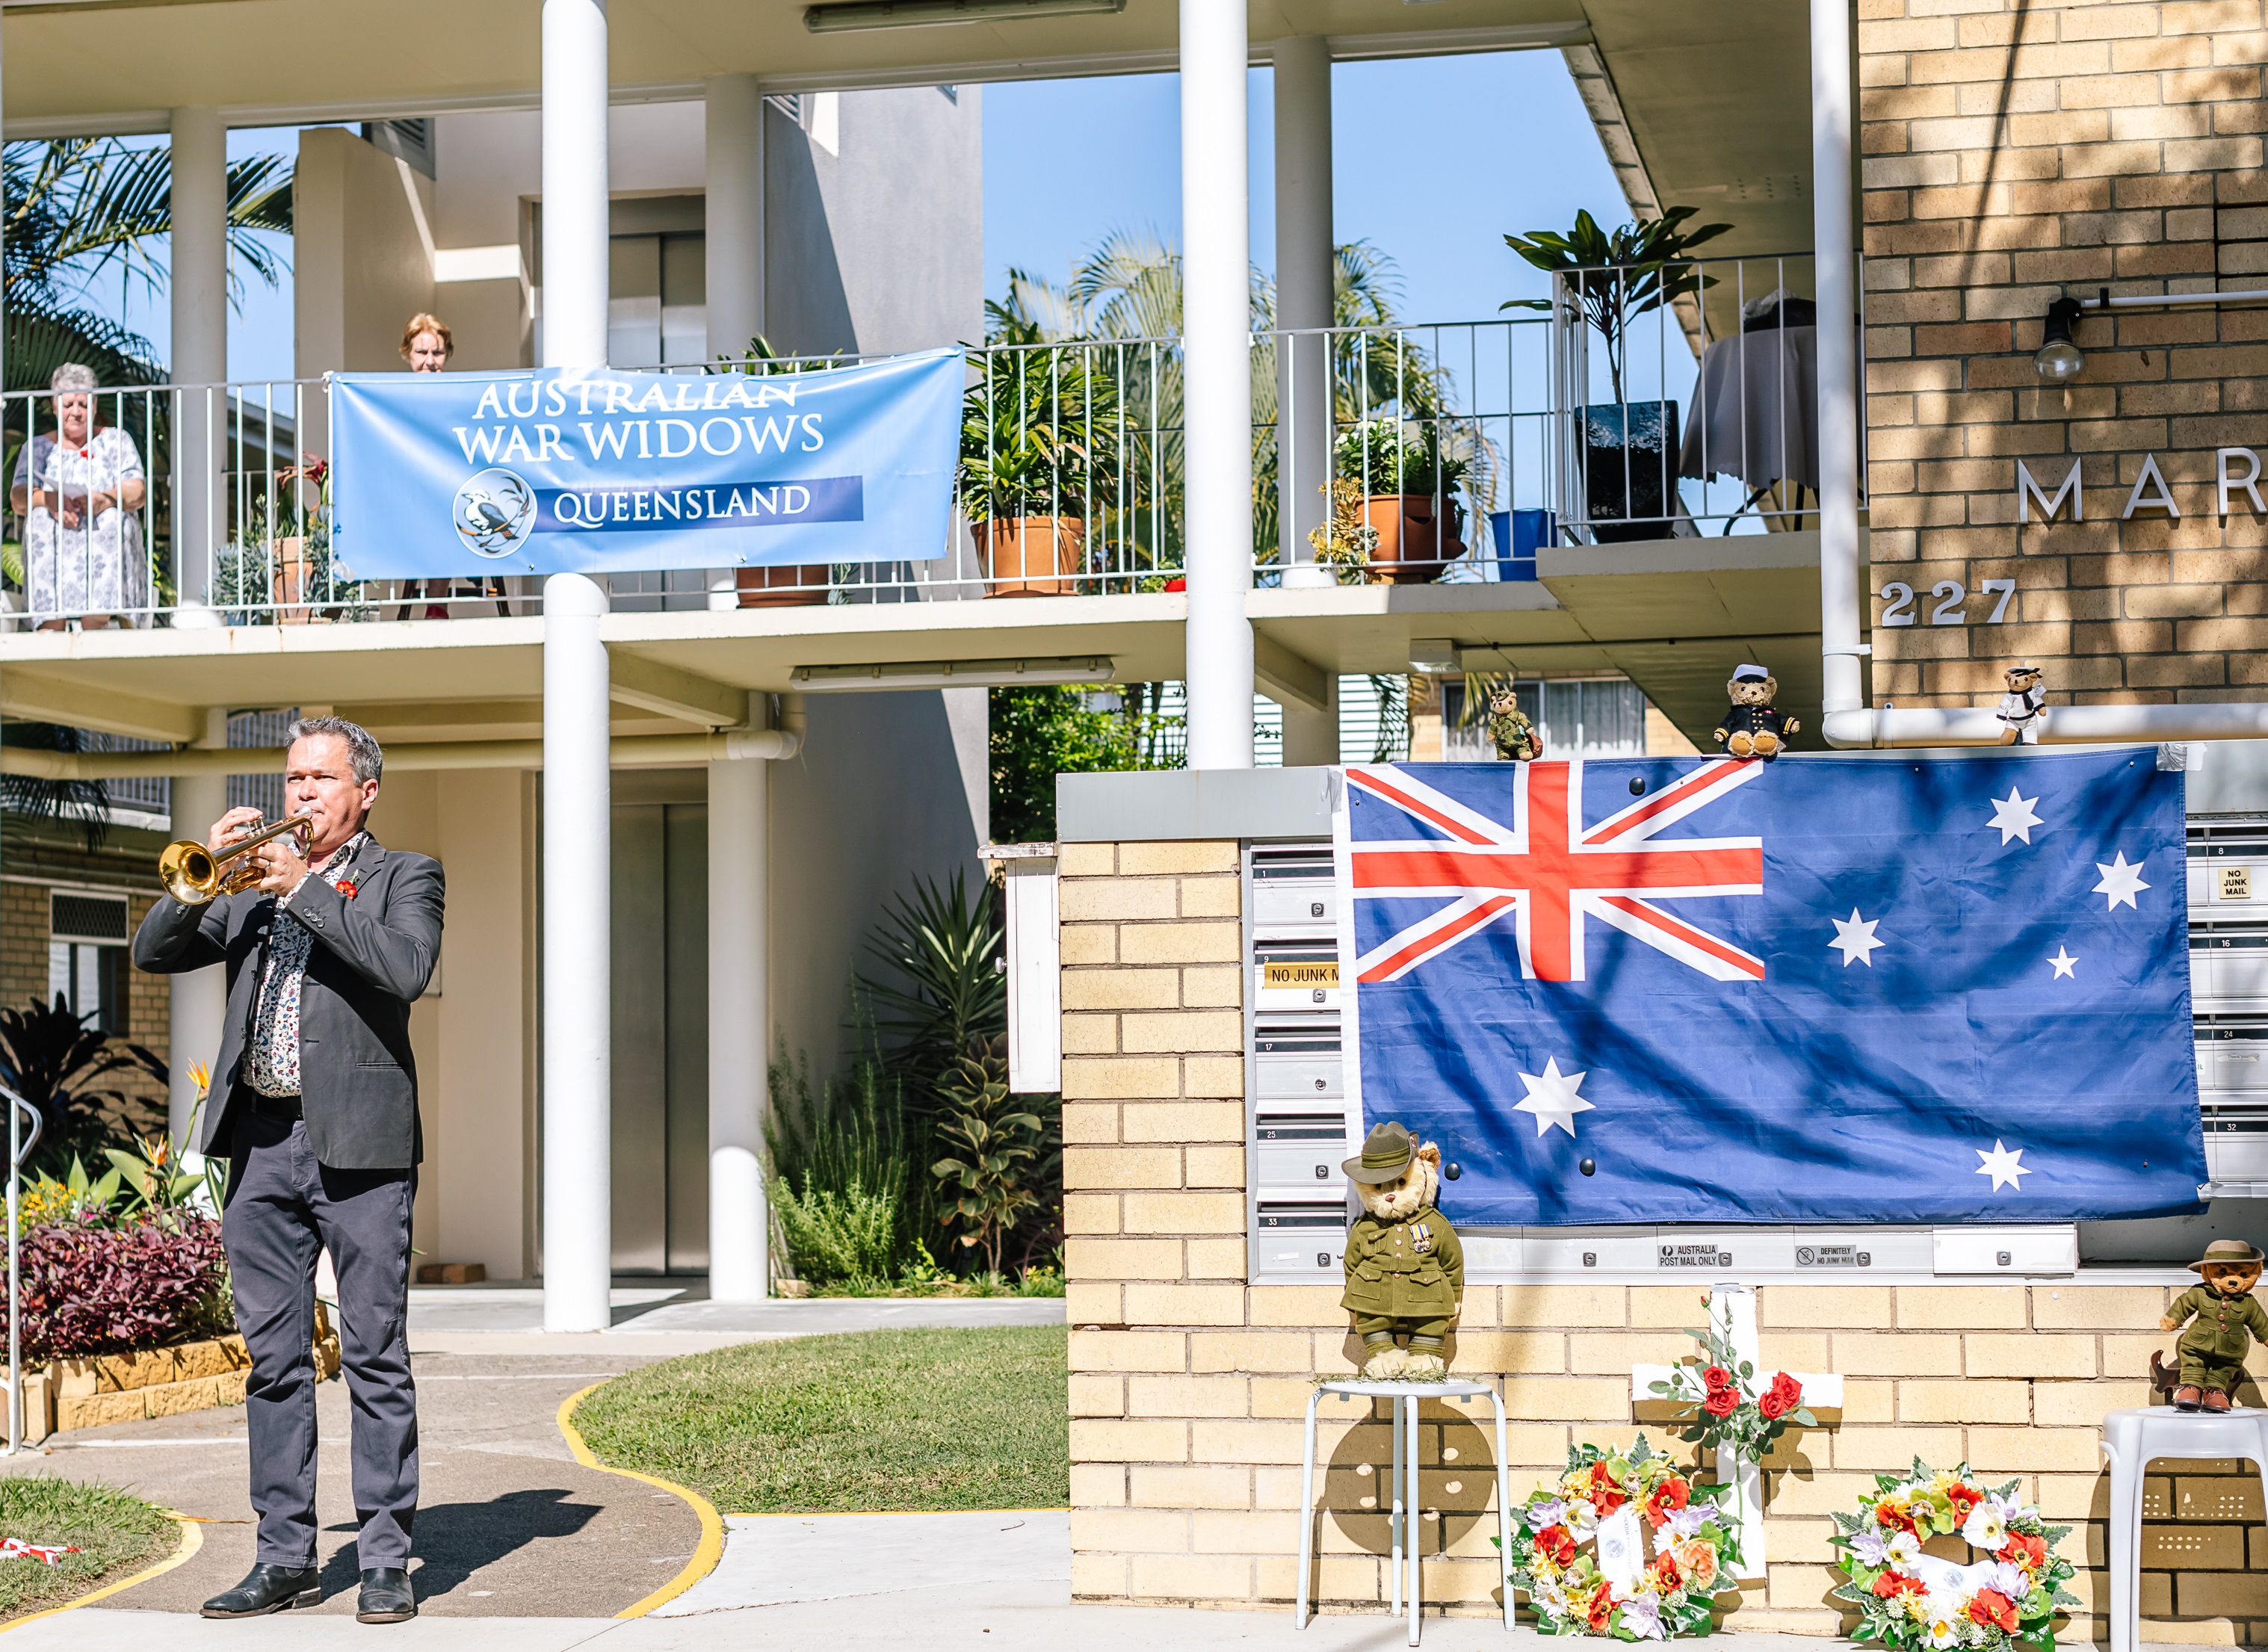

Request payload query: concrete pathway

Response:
[407,1287,1064,1357]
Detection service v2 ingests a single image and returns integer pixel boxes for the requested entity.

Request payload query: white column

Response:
[170,108,227,628]
[706,710,769,1301]
[705,73,766,612]
[543,0,611,371]
[1812,0,1862,719]
[1180,0,1256,770]
[1273,34,1335,589]
[167,709,229,1152]
[542,572,611,1331]
[1279,679,1338,767]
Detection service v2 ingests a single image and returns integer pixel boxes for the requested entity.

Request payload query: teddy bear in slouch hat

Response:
[2150,1239,2267,1411]
[1339,1122,1465,1382]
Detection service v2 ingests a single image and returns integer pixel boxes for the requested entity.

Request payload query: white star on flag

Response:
[2093,852,2149,912]
[1828,909,1886,968]
[1514,1057,1595,1139]
[1987,787,2044,846]
[2048,947,2078,979]
[1974,1140,2030,1192]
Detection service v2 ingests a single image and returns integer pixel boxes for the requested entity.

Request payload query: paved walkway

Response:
[407,1287,1065,1357]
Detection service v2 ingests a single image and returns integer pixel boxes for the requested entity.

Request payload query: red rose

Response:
[1758,1390,1789,1421]
[1968,1588,2018,1633]
[1703,1385,1740,1418]
[1702,1364,1733,1393]
[1997,1532,2047,1572]
[1536,1524,1576,1567]
[1767,1371,1802,1409]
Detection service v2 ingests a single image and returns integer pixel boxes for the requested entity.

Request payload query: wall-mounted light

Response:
[805,0,1125,31]
[2033,296,2086,384]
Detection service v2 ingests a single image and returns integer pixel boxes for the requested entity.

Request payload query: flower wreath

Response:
[1830,1460,2078,1652]
[1505,1435,1743,1640]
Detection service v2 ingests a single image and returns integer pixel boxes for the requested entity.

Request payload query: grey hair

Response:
[285,716,384,784]
[48,363,96,395]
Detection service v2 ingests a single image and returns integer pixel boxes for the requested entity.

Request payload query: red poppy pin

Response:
[336,879,359,899]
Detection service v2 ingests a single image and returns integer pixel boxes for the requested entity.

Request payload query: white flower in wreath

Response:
[1529,1498,1568,1531]
[1922,1604,1965,1650]
[1988,1560,2031,1601]
[1533,1579,1570,1618]
[1885,1530,1923,1568]
[1664,1502,1712,1541]
[1961,1503,2008,1550]
[1567,1499,1600,1532]
[1621,1593,1666,1640]
[1847,1529,1891,1567]
[1986,1491,2027,1527]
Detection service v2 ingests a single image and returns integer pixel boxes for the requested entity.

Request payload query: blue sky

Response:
[87,47,1624,383]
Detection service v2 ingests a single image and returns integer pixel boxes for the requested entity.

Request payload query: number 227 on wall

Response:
[1876,578,2015,627]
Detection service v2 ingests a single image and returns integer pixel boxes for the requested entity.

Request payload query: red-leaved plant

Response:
[19,1214,232,1364]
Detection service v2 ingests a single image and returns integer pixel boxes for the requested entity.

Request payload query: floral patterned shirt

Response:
[244,833,366,1098]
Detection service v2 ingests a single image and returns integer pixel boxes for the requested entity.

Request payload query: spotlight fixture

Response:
[805,0,1125,32]
[2033,295,2086,384]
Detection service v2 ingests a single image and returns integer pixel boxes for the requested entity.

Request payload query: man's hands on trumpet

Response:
[206,808,314,899]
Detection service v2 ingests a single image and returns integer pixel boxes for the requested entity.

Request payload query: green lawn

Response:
[572,1324,1069,1515]
[0,1478,174,1619]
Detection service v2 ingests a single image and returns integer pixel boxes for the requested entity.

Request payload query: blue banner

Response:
[327,350,962,578]
[1338,751,2205,1225]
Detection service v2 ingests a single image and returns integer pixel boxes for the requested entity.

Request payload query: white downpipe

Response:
[1824,702,2268,749]
[1273,34,1334,591]
[543,0,611,371]
[705,72,764,613]
[170,108,227,629]
[1811,0,1864,730]
[707,705,770,1302]
[1180,0,1256,770]
[542,572,611,1332]
[167,709,229,1152]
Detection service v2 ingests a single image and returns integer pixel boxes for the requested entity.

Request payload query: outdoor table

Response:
[2098,1405,2268,1652]
[1295,1378,1512,1646]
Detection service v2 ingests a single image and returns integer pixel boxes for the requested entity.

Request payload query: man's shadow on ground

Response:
[321,1489,601,1603]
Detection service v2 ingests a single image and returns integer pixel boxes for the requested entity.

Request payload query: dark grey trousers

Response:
[223,1107,418,1571]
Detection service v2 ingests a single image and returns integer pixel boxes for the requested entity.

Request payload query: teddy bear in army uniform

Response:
[1340,1122,1465,1381]
[2150,1239,2267,1411]
[1714,663,1799,761]
[1487,687,1543,762]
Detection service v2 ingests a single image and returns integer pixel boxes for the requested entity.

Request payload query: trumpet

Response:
[158,814,315,906]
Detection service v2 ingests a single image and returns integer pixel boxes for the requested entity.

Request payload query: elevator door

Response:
[610,803,711,1274]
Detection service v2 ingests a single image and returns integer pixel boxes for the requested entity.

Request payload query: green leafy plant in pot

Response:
[1332,418,1471,584]
[1504,206,1729,543]
[959,328,1124,597]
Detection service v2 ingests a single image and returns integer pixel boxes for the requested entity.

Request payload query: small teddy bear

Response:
[1714,663,1799,761]
[1488,687,1543,762]
[2150,1239,2267,1412]
[1340,1122,1465,1382]
[1996,663,2048,746]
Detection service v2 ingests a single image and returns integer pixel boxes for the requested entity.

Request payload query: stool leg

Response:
[1297,1387,1322,1629]
[1407,1392,1421,1647]
[1390,1396,1404,1618]
[2101,1435,2138,1652]
[1493,1390,1512,1631]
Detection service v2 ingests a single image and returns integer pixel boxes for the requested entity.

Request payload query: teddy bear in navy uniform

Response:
[1714,663,1799,761]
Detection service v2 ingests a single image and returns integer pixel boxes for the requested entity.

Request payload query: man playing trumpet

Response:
[134,717,443,1625]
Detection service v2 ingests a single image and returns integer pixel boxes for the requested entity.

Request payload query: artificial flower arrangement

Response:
[1504,1435,1742,1640]
[1829,1460,2079,1652]
[1648,1294,1817,1461]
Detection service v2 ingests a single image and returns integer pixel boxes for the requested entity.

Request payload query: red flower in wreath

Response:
[1651,1550,1683,1591]
[1998,1531,2048,1572]
[1535,1524,1576,1567]
[1703,1385,1740,1418]
[1945,1481,1984,1519]
[1869,1569,1922,1600]
[1875,1501,1918,1534]
[1583,1584,1616,1632]
[1968,1588,2018,1633]
[336,879,359,899]
[1586,1462,1628,1515]
[1643,1476,1690,1529]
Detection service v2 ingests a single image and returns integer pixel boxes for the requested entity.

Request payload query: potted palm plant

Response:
[1333,418,1469,583]
[1504,205,1729,543]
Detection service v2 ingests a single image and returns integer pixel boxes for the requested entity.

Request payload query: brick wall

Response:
[1062,841,2268,1637]
[1860,0,2268,709]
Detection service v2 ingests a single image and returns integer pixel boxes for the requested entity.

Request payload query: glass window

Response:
[47,941,123,1035]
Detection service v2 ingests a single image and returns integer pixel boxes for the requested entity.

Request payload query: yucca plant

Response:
[860,873,1007,1126]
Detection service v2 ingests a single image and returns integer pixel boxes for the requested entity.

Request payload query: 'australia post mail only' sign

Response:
[328,348,962,579]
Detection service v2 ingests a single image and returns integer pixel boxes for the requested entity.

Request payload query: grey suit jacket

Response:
[132,835,444,1169]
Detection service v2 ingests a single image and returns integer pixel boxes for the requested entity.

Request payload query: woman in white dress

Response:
[9,363,148,627]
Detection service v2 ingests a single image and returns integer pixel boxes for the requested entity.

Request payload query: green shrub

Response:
[768,1174,899,1288]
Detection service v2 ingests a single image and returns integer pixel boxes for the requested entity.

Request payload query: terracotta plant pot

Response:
[1362,495,1467,584]
[980,516,1085,597]
[737,565,830,607]
[268,537,343,624]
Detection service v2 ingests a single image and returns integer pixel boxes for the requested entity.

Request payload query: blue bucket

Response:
[1492,509,1554,583]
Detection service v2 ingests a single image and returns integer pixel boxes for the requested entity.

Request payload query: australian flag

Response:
[1337,749,2207,1225]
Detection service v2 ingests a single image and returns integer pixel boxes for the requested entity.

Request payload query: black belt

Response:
[253,1092,303,1122]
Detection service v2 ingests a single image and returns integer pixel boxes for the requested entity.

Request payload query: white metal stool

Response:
[2098,1406,2268,1652]
[1295,1378,1513,1646]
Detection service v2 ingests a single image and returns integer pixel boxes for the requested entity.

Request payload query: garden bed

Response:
[0,1479,176,1621]
[571,1324,1069,1513]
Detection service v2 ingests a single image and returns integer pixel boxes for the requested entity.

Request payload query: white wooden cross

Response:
[1628,1282,1842,1580]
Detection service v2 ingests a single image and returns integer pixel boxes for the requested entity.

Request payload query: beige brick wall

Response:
[1860,0,2268,708]
[1063,841,2268,1637]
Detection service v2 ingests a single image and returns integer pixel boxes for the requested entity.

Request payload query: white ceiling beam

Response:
[1,671,203,742]
[1252,633,1330,714]
[607,649,749,728]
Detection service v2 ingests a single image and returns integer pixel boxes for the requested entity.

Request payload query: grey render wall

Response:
[765,85,985,359]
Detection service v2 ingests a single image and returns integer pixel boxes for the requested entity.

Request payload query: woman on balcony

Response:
[9,362,148,628]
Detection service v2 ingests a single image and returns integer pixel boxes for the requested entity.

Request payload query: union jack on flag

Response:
[1334,752,2206,1225]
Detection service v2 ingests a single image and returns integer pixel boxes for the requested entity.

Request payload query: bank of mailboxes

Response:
[2191,830,2268,1187]
[1249,844,1356,1278]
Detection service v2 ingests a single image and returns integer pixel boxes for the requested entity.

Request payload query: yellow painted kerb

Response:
[1,1511,203,1633]
[557,1381,726,1619]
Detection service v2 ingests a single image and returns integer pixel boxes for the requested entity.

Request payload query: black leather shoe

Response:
[201,1563,321,1618]
[356,1567,417,1624]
